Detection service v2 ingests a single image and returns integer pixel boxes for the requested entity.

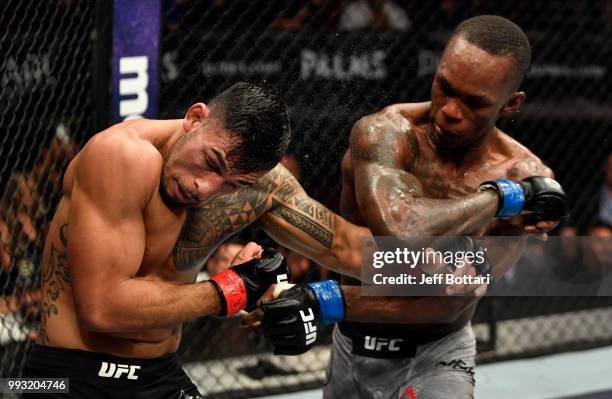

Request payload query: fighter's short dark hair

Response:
[208,82,291,173]
[453,15,531,88]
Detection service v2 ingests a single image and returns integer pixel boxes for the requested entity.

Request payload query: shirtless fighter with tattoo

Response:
[248,16,569,398]
[22,82,370,398]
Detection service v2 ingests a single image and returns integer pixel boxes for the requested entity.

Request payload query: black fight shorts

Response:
[23,344,204,398]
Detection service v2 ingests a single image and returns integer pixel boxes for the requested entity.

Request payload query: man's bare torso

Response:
[38,120,283,358]
[340,102,547,336]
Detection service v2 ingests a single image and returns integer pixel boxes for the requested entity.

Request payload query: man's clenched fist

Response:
[210,248,289,316]
[245,280,345,355]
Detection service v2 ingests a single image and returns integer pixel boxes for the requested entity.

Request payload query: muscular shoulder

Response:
[351,103,420,141]
[75,129,162,206]
[497,131,554,179]
[349,103,424,168]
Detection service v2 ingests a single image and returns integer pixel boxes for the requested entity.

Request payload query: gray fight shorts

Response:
[323,323,476,399]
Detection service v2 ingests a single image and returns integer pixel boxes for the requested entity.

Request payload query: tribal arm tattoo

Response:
[350,111,499,238]
[268,166,335,248]
[174,162,367,278]
[260,164,368,279]
[174,163,346,272]
[173,175,277,271]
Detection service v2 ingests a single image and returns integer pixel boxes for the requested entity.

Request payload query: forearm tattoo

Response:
[269,167,335,248]
[270,199,334,248]
[173,165,337,270]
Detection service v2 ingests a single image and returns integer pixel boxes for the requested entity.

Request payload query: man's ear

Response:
[500,92,525,117]
[183,103,210,131]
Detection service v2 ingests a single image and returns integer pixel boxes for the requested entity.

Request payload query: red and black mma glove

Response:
[478,176,570,222]
[209,249,289,317]
[261,280,345,356]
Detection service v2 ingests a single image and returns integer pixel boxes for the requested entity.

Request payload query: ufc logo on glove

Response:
[300,308,317,345]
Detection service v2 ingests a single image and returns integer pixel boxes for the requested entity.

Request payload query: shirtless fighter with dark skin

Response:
[23,82,370,398]
[249,16,568,398]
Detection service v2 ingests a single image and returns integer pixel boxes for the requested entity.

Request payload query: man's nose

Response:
[193,175,224,198]
[440,99,463,124]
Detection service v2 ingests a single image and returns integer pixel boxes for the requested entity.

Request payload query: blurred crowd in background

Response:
[163,0,612,34]
[0,128,77,338]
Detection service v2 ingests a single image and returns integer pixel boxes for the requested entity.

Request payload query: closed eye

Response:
[225,181,238,190]
[204,154,222,174]
[438,77,456,97]
[464,97,489,108]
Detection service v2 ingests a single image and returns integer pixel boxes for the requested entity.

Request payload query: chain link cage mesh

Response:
[0,1,611,398]
[0,0,94,380]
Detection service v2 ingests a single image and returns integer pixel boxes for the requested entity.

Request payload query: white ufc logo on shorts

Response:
[98,362,141,380]
[299,308,317,345]
[364,336,403,352]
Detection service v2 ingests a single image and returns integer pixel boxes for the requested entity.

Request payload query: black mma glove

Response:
[261,280,344,355]
[210,248,289,316]
[479,176,569,222]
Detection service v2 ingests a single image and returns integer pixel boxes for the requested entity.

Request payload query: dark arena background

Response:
[1,1,611,398]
